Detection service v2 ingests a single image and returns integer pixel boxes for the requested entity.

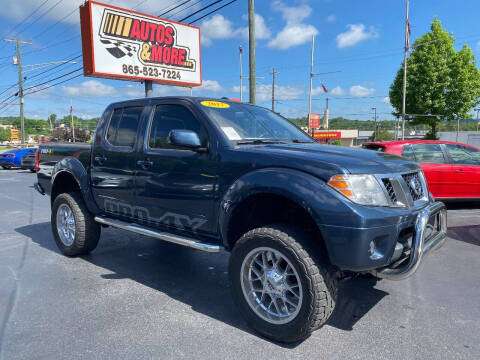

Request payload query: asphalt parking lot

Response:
[0,170,479,360]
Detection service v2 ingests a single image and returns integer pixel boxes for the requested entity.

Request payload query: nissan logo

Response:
[409,177,423,196]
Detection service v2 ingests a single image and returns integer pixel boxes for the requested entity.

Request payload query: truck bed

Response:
[37,142,91,196]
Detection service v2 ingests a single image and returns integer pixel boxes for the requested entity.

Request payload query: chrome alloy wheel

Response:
[56,203,76,246]
[240,247,303,324]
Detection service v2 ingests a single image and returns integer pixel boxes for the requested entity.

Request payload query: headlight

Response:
[327,174,389,206]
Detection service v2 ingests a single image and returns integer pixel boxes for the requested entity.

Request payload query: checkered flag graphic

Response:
[100,39,136,59]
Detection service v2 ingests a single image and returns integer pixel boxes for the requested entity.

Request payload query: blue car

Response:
[0,148,37,170]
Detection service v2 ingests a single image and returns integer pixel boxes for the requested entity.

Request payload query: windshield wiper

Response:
[291,139,313,143]
[236,139,287,145]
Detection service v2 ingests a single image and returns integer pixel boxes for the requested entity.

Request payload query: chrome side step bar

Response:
[94,216,221,253]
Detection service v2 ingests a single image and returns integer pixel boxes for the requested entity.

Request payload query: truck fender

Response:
[218,167,352,249]
[51,157,101,215]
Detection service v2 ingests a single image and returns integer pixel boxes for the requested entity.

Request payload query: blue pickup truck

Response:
[35,97,447,343]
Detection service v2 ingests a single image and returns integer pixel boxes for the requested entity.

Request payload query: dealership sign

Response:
[308,113,321,129]
[309,131,341,139]
[80,1,201,87]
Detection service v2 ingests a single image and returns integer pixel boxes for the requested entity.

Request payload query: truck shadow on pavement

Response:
[447,225,480,246]
[15,221,389,347]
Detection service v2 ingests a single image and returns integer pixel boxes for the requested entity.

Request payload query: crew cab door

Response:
[408,143,452,198]
[443,143,480,198]
[91,105,146,217]
[134,100,218,236]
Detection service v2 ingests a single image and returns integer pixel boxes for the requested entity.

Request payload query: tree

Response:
[369,129,394,141]
[389,18,480,139]
[0,128,9,142]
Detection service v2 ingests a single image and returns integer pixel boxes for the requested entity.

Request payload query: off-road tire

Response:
[229,224,338,343]
[51,192,100,256]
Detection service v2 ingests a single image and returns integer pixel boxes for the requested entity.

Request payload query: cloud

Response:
[237,14,271,40]
[268,24,318,50]
[330,86,346,95]
[382,96,391,104]
[200,14,270,46]
[336,24,379,48]
[326,14,336,23]
[63,80,119,98]
[197,80,224,93]
[256,84,303,102]
[268,1,318,50]
[349,85,375,97]
[311,86,327,96]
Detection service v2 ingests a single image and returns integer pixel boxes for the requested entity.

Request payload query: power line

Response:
[32,6,78,39]
[189,0,237,24]
[0,0,50,50]
[15,0,66,36]
[23,73,82,97]
[159,0,192,17]
[168,0,203,19]
[23,67,83,92]
[179,0,224,22]
[26,54,82,82]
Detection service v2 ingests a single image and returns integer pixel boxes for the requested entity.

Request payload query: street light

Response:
[371,107,377,141]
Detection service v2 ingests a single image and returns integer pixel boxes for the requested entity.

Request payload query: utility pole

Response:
[248,0,255,104]
[145,80,153,98]
[4,38,32,145]
[271,68,277,112]
[401,0,410,140]
[239,45,243,102]
[372,107,377,141]
[308,35,315,124]
[70,99,75,143]
[324,97,329,129]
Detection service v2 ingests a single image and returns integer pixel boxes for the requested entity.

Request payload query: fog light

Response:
[369,240,383,260]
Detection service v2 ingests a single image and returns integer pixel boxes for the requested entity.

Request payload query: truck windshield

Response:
[198,101,313,144]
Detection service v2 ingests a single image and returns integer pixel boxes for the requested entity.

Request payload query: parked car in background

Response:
[0,148,37,170]
[363,140,480,200]
[21,150,38,172]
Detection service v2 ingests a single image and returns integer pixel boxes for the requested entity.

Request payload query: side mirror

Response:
[167,129,206,152]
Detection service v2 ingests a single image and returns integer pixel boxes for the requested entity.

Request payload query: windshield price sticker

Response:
[201,101,230,109]
[221,127,242,140]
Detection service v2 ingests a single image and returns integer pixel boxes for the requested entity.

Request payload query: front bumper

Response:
[319,201,447,279]
[372,201,447,280]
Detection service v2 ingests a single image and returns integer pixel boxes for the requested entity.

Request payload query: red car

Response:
[363,140,480,200]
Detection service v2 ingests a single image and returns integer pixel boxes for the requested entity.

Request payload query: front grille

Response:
[402,172,424,201]
[382,178,397,203]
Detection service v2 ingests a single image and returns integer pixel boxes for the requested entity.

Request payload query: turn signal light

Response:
[327,175,353,198]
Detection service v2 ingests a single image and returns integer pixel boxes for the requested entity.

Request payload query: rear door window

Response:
[106,106,143,148]
[411,143,447,164]
[445,144,480,165]
[401,145,416,161]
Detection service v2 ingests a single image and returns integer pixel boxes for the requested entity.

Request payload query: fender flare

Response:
[51,157,100,214]
[218,167,350,249]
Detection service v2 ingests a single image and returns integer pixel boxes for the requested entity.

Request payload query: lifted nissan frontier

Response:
[35,97,447,343]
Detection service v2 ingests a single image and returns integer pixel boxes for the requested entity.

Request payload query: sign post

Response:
[80,1,202,92]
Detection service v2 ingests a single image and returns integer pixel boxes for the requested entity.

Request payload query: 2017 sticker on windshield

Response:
[201,101,230,109]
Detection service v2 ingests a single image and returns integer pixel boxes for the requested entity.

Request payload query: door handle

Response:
[94,155,107,165]
[456,169,463,173]
[137,159,154,169]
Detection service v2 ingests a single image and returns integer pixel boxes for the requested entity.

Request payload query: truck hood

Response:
[237,143,420,180]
